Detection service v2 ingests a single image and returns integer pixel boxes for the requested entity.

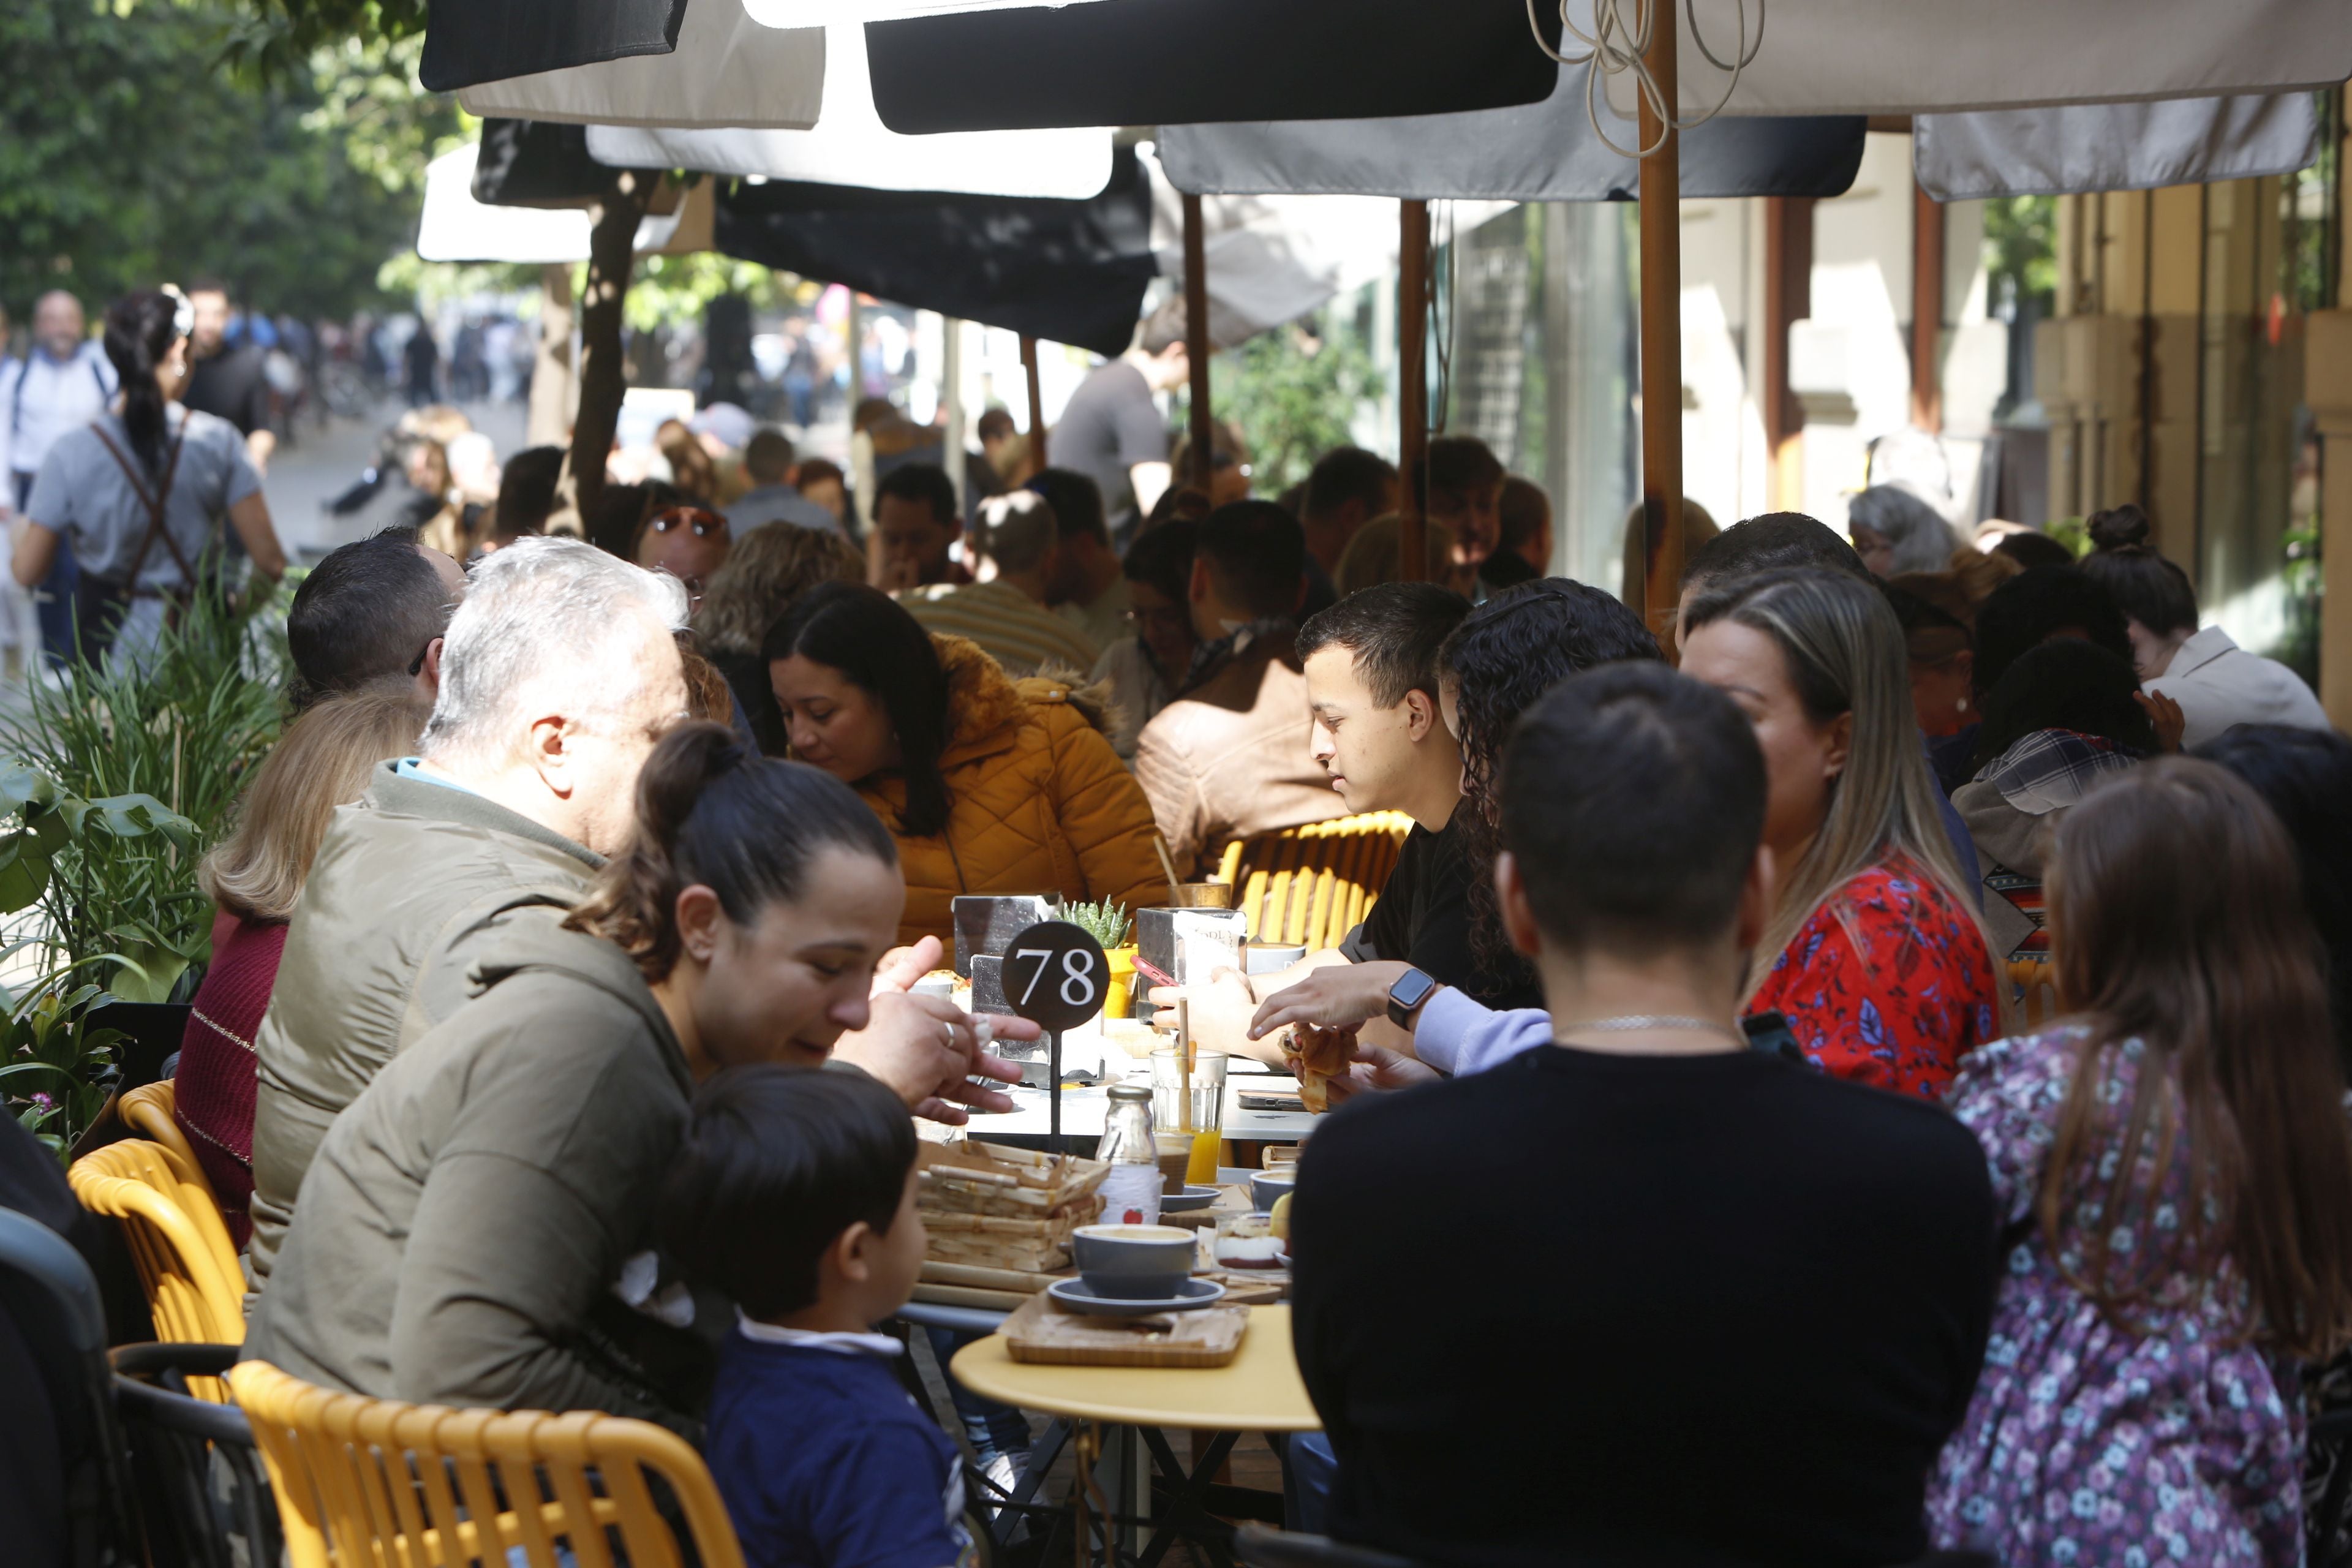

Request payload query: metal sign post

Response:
[1003,919,1109,1150]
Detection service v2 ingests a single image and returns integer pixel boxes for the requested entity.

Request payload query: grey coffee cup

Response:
[1071,1223,1196,1299]
[1250,1172,1297,1214]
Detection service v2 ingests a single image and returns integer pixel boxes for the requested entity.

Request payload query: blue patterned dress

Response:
[1926,1027,2305,1566]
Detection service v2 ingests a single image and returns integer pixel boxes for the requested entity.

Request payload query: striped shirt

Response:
[900,580,1100,678]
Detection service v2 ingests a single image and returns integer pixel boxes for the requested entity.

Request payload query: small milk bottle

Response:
[1094,1083,1162,1227]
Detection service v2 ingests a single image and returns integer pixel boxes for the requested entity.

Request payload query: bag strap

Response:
[89,421,196,590]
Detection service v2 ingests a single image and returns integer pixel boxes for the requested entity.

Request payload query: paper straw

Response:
[1153,833,1182,905]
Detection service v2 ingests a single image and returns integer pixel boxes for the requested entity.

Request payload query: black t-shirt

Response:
[1052,360,1166,536]
[1338,812,1542,1011]
[1291,1045,1997,1568]
[184,345,272,438]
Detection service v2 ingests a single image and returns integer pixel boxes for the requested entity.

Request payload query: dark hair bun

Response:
[2086,503,2152,553]
[636,721,748,851]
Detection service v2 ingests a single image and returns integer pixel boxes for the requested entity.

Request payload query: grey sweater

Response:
[241,918,706,1431]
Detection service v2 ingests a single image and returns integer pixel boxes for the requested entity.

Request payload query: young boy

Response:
[660,1065,973,1568]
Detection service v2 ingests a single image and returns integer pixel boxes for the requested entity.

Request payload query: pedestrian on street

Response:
[1,290,118,666]
[12,289,286,670]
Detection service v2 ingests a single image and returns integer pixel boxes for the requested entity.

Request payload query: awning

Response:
[1619,0,2351,117]
[420,0,685,94]
[418,143,709,263]
[456,0,824,130]
[1914,94,2321,201]
[583,26,1112,198]
[1158,73,1863,202]
[862,0,1562,134]
[714,147,1157,358]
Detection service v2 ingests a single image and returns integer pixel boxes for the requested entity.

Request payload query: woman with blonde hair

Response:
[693,523,865,754]
[173,685,434,1242]
[1678,567,1999,1096]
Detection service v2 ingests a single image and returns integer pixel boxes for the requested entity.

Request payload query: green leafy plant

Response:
[0,949,135,1156]
[0,592,282,1001]
[1065,899,1134,949]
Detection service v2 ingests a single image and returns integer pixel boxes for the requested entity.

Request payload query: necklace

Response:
[1554,1014,1746,1046]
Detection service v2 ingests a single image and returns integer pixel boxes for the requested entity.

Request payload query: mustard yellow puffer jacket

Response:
[857,636,1168,951]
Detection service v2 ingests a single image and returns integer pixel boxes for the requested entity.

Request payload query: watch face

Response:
[1391,968,1436,1011]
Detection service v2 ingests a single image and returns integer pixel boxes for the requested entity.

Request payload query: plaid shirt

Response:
[1976,727,2138,815]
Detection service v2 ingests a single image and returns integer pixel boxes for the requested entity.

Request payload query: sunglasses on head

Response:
[650,506,726,539]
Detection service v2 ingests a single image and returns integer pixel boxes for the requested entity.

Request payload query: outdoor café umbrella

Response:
[583,24,1112,199]
[1163,0,2351,626]
[456,0,823,130]
[420,0,687,92]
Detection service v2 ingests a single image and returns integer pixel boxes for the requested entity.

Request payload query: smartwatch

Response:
[1385,967,1440,1030]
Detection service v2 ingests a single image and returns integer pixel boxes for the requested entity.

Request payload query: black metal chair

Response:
[0,1205,143,1567]
[110,1343,283,1568]
[2310,1406,2352,1568]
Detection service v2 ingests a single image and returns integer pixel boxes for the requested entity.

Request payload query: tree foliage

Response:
[1,0,456,323]
[1178,317,1382,497]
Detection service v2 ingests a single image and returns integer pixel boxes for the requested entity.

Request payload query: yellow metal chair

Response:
[1213,811,1414,951]
[2007,955,2059,1030]
[118,1080,217,1204]
[230,1360,750,1568]
[68,1138,246,1390]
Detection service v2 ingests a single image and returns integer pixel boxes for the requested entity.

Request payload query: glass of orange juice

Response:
[1150,1049,1227,1186]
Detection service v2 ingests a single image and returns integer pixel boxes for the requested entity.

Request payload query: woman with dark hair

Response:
[692,522,865,754]
[766,581,1166,950]
[1926,759,2352,1566]
[2081,503,2327,748]
[1438,580,1662,981]
[244,723,910,1431]
[1883,549,2019,793]
[13,288,287,668]
[1090,516,1200,758]
[1953,639,2155,968]
[2196,723,2352,1078]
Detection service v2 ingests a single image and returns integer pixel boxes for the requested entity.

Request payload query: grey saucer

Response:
[1047,1276,1227,1317]
[1159,1185,1219,1213]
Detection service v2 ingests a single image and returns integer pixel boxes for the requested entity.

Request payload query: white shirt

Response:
[4,344,118,479]
[733,1312,905,1358]
[2146,624,2332,749]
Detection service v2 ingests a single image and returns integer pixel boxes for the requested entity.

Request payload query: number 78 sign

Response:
[1003,920,1109,1032]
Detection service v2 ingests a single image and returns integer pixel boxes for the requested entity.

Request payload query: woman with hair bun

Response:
[13,288,287,669]
[2080,502,2327,748]
[244,723,912,1432]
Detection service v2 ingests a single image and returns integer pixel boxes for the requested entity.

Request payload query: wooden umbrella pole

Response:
[1182,191,1215,488]
[1396,198,1431,584]
[1637,10,1686,641]
[1020,334,1047,467]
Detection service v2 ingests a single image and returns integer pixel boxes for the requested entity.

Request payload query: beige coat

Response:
[1133,628,1347,877]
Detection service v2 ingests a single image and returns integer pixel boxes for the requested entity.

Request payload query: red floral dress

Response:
[1750,854,1999,1101]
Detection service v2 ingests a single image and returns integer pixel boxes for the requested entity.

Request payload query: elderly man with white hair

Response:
[246,538,1020,1288]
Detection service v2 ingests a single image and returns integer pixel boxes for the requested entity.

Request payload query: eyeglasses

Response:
[650,506,727,539]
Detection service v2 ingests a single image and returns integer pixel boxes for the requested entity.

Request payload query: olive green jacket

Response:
[244,763,600,1287]
[241,915,706,1431]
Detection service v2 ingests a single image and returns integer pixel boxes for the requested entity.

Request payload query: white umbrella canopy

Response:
[1604,0,2351,117]
[416,144,709,263]
[584,26,1112,198]
[457,0,823,130]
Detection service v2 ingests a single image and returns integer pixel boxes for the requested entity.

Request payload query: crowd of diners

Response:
[7,288,2351,1568]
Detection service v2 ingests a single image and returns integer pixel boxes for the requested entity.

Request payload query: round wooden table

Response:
[950,1304,1320,1432]
[951,1305,1319,1566]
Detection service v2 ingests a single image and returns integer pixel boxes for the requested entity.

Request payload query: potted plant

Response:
[1065,899,1137,1020]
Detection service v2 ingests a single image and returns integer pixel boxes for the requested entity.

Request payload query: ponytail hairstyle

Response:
[567,721,899,983]
[763,581,954,837]
[103,289,188,475]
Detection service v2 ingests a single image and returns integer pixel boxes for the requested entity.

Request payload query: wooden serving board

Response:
[1001,1290,1248,1366]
